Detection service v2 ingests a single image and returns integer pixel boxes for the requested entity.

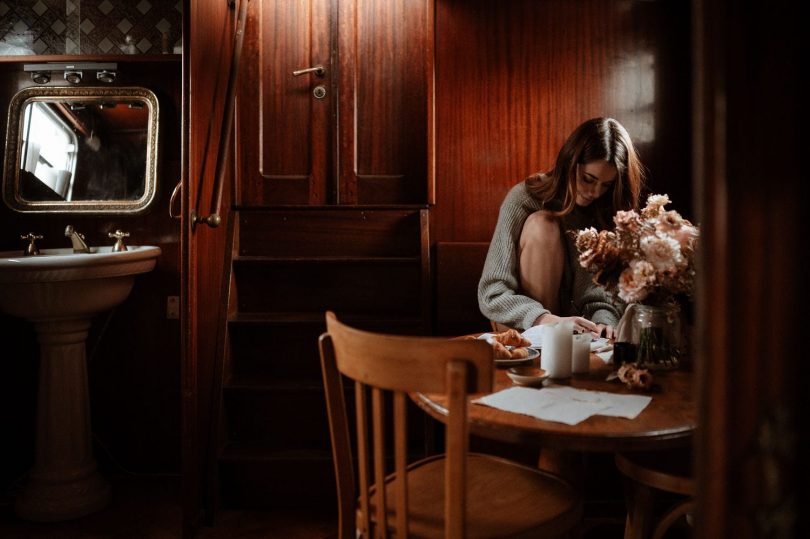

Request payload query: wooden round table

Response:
[413,354,695,453]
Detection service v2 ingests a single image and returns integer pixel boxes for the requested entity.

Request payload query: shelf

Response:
[0,54,181,64]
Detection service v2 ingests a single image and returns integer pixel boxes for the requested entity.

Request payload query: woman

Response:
[478,117,645,337]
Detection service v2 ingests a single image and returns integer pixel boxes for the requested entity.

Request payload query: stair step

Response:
[221,387,331,447]
[218,444,336,508]
[234,255,419,263]
[232,261,423,315]
[223,374,325,391]
[238,208,426,257]
[227,322,324,379]
[229,311,427,328]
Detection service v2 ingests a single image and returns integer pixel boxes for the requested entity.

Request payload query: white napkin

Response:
[474,384,652,426]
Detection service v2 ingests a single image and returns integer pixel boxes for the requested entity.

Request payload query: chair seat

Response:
[366,453,582,539]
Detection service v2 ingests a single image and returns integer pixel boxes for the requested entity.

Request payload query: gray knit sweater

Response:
[477,181,623,330]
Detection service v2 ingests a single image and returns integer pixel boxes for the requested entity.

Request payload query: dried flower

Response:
[574,193,700,305]
[616,362,654,390]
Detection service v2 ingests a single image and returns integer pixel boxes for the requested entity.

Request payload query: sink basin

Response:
[0,244,161,522]
[0,245,161,320]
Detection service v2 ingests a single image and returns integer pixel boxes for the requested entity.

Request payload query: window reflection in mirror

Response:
[3,86,158,214]
[20,102,79,200]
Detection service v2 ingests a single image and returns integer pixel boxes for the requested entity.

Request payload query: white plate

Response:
[494,347,539,367]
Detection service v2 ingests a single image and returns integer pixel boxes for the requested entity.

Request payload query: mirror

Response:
[3,86,158,213]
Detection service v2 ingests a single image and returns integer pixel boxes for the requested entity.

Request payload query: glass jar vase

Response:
[630,303,683,370]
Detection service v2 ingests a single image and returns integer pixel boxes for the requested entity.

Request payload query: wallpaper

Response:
[0,0,182,56]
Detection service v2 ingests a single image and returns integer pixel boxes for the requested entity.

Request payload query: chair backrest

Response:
[319,311,494,539]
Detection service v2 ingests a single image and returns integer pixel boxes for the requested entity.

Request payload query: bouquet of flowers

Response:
[574,194,699,306]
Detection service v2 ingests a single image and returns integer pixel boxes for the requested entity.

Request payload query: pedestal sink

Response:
[0,245,161,522]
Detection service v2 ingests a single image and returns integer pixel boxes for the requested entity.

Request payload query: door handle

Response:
[292,64,325,77]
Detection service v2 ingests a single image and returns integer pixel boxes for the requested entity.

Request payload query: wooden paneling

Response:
[185,0,237,532]
[433,0,692,243]
[692,0,803,537]
[434,242,490,336]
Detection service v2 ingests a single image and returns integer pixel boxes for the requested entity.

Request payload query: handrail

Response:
[192,0,250,229]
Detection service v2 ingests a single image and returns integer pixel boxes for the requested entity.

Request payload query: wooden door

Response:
[237,0,332,205]
[237,0,433,206]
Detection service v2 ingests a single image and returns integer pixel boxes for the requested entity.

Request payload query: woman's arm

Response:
[578,278,623,334]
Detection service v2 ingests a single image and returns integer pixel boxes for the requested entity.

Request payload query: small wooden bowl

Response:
[506,366,549,387]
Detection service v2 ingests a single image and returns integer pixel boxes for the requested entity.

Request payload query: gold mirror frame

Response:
[2,86,159,214]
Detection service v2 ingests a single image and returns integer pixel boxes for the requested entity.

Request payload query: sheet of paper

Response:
[474,386,606,425]
[590,337,610,351]
[520,325,545,348]
[473,384,652,425]
[596,350,613,363]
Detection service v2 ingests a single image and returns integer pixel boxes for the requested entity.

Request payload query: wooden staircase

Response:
[210,206,432,510]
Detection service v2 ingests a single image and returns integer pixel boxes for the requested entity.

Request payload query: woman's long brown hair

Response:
[525,117,645,222]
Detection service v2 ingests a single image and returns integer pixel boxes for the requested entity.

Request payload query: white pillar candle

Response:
[572,332,591,374]
[541,321,573,379]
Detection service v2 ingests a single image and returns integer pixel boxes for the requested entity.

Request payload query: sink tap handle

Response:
[20,233,43,256]
[108,229,130,252]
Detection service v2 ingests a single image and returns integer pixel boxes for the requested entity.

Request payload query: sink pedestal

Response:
[14,317,111,522]
[0,245,162,522]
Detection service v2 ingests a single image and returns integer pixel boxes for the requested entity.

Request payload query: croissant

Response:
[491,332,531,360]
[491,329,532,348]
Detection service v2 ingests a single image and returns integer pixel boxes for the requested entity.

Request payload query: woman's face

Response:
[576,160,617,206]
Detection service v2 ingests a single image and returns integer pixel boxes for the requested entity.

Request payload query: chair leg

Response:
[623,480,655,539]
[652,499,695,539]
[538,448,586,490]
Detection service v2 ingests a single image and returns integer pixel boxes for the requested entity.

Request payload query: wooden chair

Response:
[615,448,695,539]
[319,311,582,539]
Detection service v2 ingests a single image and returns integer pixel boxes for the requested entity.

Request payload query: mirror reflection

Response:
[3,86,158,213]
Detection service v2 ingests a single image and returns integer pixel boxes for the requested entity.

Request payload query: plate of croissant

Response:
[489,329,539,367]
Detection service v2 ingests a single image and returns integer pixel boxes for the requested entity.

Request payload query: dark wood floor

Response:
[0,472,340,539]
[0,454,691,538]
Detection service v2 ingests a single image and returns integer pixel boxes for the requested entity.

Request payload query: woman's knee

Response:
[520,211,560,249]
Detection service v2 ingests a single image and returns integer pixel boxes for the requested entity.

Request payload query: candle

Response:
[572,332,591,374]
[541,321,573,379]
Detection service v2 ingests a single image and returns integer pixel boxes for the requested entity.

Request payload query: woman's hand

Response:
[534,313,614,339]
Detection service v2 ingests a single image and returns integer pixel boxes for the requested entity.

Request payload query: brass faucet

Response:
[64,225,90,253]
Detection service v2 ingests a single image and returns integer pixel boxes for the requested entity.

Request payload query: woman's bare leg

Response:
[518,211,564,314]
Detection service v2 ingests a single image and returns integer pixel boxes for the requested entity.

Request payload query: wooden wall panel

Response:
[434,241,490,336]
[185,0,236,532]
[433,0,693,243]
[693,0,803,537]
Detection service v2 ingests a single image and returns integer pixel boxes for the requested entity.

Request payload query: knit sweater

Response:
[477,180,623,330]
